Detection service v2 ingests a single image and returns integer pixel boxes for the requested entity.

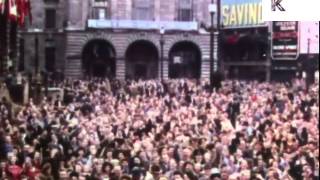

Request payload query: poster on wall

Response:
[299,22,319,54]
[221,0,267,28]
[271,21,299,60]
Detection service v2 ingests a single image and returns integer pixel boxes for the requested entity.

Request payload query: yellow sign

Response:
[222,2,265,28]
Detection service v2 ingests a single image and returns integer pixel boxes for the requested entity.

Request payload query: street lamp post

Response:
[160,27,165,80]
[34,34,42,104]
[306,38,312,91]
[209,1,216,77]
[35,35,39,76]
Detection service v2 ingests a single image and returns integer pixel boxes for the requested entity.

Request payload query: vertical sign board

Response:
[271,21,299,60]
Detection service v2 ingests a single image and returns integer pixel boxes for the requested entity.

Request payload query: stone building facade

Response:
[20,0,218,80]
[20,0,67,75]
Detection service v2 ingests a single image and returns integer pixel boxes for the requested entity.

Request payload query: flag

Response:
[17,0,25,26]
[16,0,32,26]
[9,0,18,21]
[0,0,5,14]
[18,0,32,26]
[25,0,32,24]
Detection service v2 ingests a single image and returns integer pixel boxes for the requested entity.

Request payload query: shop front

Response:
[270,21,319,83]
[220,0,270,81]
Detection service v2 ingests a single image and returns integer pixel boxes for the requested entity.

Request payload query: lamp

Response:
[209,0,217,90]
[160,26,165,35]
[208,3,217,14]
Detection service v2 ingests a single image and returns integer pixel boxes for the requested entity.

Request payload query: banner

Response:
[221,0,266,28]
[17,0,32,26]
[9,0,17,20]
[88,19,198,31]
[271,21,299,60]
[0,0,32,26]
[0,0,5,14]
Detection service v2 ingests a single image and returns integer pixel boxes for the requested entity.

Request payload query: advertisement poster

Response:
[221,0,267,28]
[299,22,319,54]
[271,21,299,60]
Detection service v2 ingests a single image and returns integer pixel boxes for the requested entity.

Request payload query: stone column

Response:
[116,57,126,80]
[266,65,271,82]
[15,29,21,73]
[163,58,169,80]
[201,58,211,80]
[5,18,11,72]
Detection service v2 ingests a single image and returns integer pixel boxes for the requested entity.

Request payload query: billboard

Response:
[299,22,319,54]
[271,21,299,60]
[222,0,267,28]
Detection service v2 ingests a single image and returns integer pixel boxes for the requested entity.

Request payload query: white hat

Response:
[211,168,220,175]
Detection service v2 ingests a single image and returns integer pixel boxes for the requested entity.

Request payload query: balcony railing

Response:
[87,19,199,31]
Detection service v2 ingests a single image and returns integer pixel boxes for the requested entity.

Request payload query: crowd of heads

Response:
[0,77,319,180]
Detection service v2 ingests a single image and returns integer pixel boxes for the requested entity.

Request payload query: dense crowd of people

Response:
[0,78,319,180]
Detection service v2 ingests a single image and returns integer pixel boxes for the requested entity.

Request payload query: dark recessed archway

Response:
[125,40,159,80]
[169,41,201,79]
[82,39,116,78]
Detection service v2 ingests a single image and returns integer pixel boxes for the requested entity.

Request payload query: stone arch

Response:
[80,32,116,57]
[123,33,160,57]
[81,39,116,78]
[125,39,159,80]
[165,34,204,59]
[168,41,202,79]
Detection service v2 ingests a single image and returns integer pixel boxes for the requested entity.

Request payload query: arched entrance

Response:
[82,39,116,78]
[169,41,201,79]
[125,40,159,80]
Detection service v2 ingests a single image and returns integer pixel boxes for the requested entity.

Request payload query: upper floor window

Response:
[133,0,154,20]
[45,40,56,72]
[45,9,56,29]
[177,0,193,21]
[92,0,110,19]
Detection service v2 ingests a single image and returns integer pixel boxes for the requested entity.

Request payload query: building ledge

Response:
[64,27,86,31]
[20,28,65,34]
[223,61,271,66]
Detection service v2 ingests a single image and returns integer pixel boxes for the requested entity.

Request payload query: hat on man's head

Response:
[158,176,168,180]
[151,164,161,174]
[210,168,221,178]
[133,157,141,165]
[120,174,132,180]
[172,170,184,178]
[110,159,120,166]
[132,166,142,177]
[193,149,205,156]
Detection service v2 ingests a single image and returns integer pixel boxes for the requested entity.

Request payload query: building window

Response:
[92,8,108,19]
[133,0,154,20]
[92,0,110,19]
[45,46,56,72]
[177,0,193,21]
[45,9,56,29]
